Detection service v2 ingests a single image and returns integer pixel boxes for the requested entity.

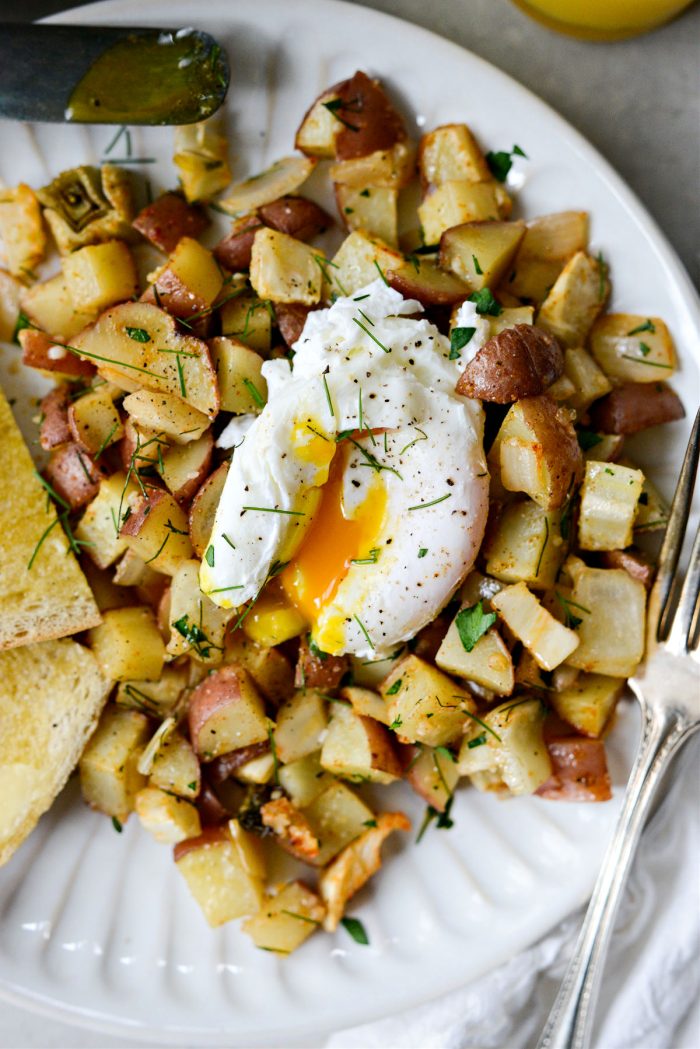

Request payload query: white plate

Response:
[0,1,698,1045]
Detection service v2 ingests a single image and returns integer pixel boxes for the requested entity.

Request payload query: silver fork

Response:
[537,407,700,1049]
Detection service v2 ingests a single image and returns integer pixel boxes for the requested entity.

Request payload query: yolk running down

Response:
[280,447,387,630]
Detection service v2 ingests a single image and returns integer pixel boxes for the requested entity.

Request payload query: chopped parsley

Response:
[469,288,502,316]
[418,547,428,558]
[449,326,476,360]
[172,614,222,658]
[321,98,360,133]
[485,144,527,182]
[13,310,32,343]
[472,255,483,275]
[416,795,455,843]
[385,678,403,696]
[204,545,215,567]
[340,916,369,945]
[112,816,123,833]
[577,429,603,451]
[455,601,496,652]
[125,326,151,343]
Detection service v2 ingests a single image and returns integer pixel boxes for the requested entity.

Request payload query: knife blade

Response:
[0,23,229,125]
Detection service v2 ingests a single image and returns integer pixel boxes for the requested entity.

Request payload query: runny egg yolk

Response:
[280,447,387,639]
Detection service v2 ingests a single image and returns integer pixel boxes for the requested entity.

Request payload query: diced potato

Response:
[167,560,232,664]
[219,155,316,214]
[219,295,272,353]
[235,752,276,784]
[435,618,514,695]
[380,655,474,746]
[489,396,583,510]
[88,606,166,681]
[418,181,500,244]
[120,489,193,576]
[114,664,189,717]
[335,184,398,246]
[158,433,213,504]
[173,116,231,202]
[75,471,142,569]
[146,235,223,322]
[209,337,267,414]
[504,211,588,304]
[274,689,328,764]
[242,589,307,647]
[302,781,375,866]
[537,736,612,801]
[38,164,135,254]
[492,582,579,670]
[79,707,150,820]
[565,558,646,677]
[439,220,525,292]
[122,389,209,444]
[242,881,325,954]
[589,313,676,383]
[0,183,46,277]
[295,638,348,692]
[68,385,123,456]
[63,241,138,313]
[174,825,265,926]
[386,256,470,306]
[249,229,323,305]
[135,787,201,843]
[20,273,96,341]
[339,686,390,725]
[633,469,670,534]
[551,672,624,737]
[562,346,612,413]
[224,631,294,705]
[547,374,578,404]
[582,433,625,464]
[329,141,416,190]
[295,88,339,156]
[485,305,534,336]
[260,795,320,860]
[189,461,229,558]
[132,190,208,254]
[319,812,410,930]
[484,499,565,589]
[537,251,609,347]
[278,752,331,808]
[418,123,491,186]
[404,745,460,812]
[19,328,96,380]
[457,698,551,796]
[331,230,403,296]
[321,702,401,784]
[149,729,200,798]
[188,664,268,759]
[578,460,644,551]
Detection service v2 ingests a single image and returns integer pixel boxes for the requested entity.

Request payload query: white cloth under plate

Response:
[328,738,700,1049]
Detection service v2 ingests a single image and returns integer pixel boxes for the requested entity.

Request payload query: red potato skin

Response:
[589,382,685,435]
[275,303,314,348]
[120,489,170,539]
[386,262,470,307]
[168,432,214,505]
[197,782,231,827]
[19,328,96,379]
[207,742,271,783]
[258,195,332,241]
[295,637,348,691]
[360,716,403,779]
[333,71,407,160]
[187,664,253,758]
[140,271,212,326]
[600,548,655,589]
[536,737,612,802]
[456,325,564,403]
[213,214,263,272]
[44,442,105,510]
[173,825,228,862]
[39,384,72,450]
[132,192,209,254]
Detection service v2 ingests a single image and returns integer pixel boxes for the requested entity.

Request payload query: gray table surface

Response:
[1,1,699,1046]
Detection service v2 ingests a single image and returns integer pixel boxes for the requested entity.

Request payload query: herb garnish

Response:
[242,505,306,516]
[472,255,483,275]
[416,795,455,843]
[554,592,590,630]
[485,144,527,182]
[353,615,374,649]
[596,252,608,301]
[577,429,603,451]
[243,377,266,408]
[322,372,335,418]
[373,260,389,286]
[112,816,123,833]
[281,910,320,926]
[353,316,390,353]
[407,492,451,511]
[125,327,151,343]
[455,601,497,652]
[13,310,32,343]
[627,319,655,336]
[385,678,402,696]
[449,326,476,360]
[205,545,215,567]
[418,547,428,558]
[321,98,360,133]
[351,547,380,565]
[340,916,369,945]
[535,517,550,578]
[172,614,223,659]
[469,288,502,316]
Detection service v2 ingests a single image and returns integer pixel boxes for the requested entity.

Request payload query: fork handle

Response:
[536,703,694,1049]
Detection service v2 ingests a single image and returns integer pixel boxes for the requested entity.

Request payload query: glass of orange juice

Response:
[510,0,696,39]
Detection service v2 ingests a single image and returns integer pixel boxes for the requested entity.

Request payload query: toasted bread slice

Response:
[0,384,101,649]
[0,637,110,866]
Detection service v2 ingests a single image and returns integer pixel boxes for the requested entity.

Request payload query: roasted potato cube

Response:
[63,240,137,313]
[44,442,104,510]
[88,606,165,681]
[38,164,134,254]
[589,382,684,435]
[209,337,267,414]
[174,825,265,926]
[335,184,398,245]
[418,181,501,244]
[0,183,46,277]
[404,745,460,812]
[321,702,401,785]
[145,236,223,321]
[20,272,96,341]
[167,559,232,664]
[339,685,389,725]
[39,384,72,451]
[19,328,96,379]
[504,211,588,305]
[331,230,403,296]
[302,780,376,867]
[149,729,200,798]
[380,655,474,746]
[537,250,608,347]
[485,305,534,336]
[250,228,323,305]
[219,155,316,215]
[135,787,201,844]
[319,812,410,931]
[578,460,644,551]
[295,89,341,157]
[456,324,563,403]
[79,707,150,820]
[220,295,272,353]
[386,256,471,306]
[328,70,407,161]
[492,582,579,670]
[633,468,670,535]
[68,385,123,456]
[213,214,261,271]
[120,489,193,575]
[123,389,209,445]
[330,141,416,190]
[260,796,320,861]
[590,313,676,384]
[173,117,231,203]
[484,499,565,589]
[537,736,612,802]
[132,191,208,254]
[224,630,294,705]
[600,547,654,589]
[440,220,525,292]
[458,697,551,796]
[296,637,348,692]
[435,615,514,695]
[242,881,325,954]
[565,559,646,677]
[418,123,491,186]
[75,471,141,569]
[551,673,623,738]
[278,753,331,808]
[188,461,229,558]
[188,664,269,759]
[259,195,332,240]
[489,395,583,510]
[562,346,612,414]
[115,666,189,717]
[158,432,213,505]
[274,689,328,764]
[0,268,22,340]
